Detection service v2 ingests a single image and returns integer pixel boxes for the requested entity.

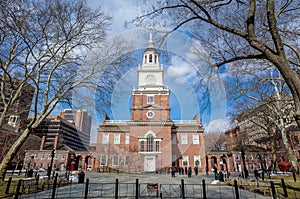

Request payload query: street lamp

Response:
[241,147,249,178]
[47,149,56,179]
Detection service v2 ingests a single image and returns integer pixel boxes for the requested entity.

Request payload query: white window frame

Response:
[100,155,107,166]
[181,134,188,145]
[114,134,120,144]
[194,155,201,167]
[182,155,189,167]
[125,133,130,144]
[112,156,119,166]
[147,95,154,104]
[124,156,129,166]
[102,134,109,144]
[192,134,199,144]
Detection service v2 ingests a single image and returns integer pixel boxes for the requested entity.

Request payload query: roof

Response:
[231,144,270,152]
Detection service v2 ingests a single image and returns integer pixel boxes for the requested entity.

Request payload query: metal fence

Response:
[4,176,299,199]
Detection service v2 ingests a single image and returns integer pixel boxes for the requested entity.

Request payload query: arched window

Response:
[147,134,154,152]
[149,54,153,63]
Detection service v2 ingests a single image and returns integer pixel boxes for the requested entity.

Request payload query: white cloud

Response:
[166,56,196,84]
[205,118,230,134]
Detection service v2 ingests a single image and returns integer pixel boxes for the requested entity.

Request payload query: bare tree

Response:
[0,0,133,181]
[226,63,297,171]
[135,0,300,172]
[136,0,300,173]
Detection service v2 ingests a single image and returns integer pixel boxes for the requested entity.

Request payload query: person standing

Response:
[188,167,192,178]
[194,166,198,175]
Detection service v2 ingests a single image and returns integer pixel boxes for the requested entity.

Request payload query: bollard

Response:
[270,181,277,199]
[234,180,239,199]
[281,179,288,198]
[115,179,119,199]
[181,179,185,199]
[51,173,58,199]
[135,179,139,199]
[292,172,296,182]
[14,179,23,199]
[5,177,12,194]
[84,178,89,199]
[202,179,207,199]
[36,175,39,186]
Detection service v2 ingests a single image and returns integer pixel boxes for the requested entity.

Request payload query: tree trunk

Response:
[270,138,278,172]
[280,128,299,174]
[0,128,31,181]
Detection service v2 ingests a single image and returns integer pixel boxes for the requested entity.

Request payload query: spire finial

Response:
[148,25,154,48]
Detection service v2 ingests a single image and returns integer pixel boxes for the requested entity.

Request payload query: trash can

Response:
[219,172,224,182]
[78,171,85,183]
[28,169,33,177]
[216,173,220,181]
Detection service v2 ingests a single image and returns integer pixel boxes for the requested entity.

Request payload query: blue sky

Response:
[79,0,230,142]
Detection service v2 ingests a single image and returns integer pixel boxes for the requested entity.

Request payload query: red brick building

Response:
[96,32,205,173]
[24,115,94,172]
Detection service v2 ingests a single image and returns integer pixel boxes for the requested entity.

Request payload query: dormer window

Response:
[8,115,19,127]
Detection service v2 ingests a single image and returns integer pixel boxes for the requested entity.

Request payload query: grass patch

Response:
[0,175,71,198]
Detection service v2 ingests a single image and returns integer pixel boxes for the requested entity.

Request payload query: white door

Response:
[144,156,156,172]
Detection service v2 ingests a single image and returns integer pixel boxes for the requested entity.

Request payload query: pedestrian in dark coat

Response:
[188,167,192,178]
[171,166,176,177]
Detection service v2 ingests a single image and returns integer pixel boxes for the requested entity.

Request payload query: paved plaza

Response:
[19,172,272,199]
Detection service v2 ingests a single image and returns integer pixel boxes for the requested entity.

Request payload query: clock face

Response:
[145,74,156,84]
[146,110,154,118]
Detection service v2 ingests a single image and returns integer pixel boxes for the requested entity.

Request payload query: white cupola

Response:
[137,27,164,90]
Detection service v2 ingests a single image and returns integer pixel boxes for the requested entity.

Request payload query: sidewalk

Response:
[20,172,272,199]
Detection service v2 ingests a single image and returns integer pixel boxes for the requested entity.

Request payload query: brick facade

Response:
[96,33,205,173]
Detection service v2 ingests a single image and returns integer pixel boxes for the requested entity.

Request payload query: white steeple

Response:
[148,25,154,48]
[137,27,164,90]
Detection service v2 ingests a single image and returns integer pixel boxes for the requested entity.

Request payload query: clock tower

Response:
[131,29,170,121]
[96,29,205,174]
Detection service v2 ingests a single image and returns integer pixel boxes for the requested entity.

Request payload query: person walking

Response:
[171,166,176,177]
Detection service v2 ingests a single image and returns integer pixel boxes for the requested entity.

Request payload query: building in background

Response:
[96,32,205,173]
[0,78,34,130]
[0,78,35,169]
[24,113,94,172]
[60,109,92,136]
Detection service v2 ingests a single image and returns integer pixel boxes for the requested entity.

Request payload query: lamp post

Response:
[241,147,248,178]
[47,149,56,179]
